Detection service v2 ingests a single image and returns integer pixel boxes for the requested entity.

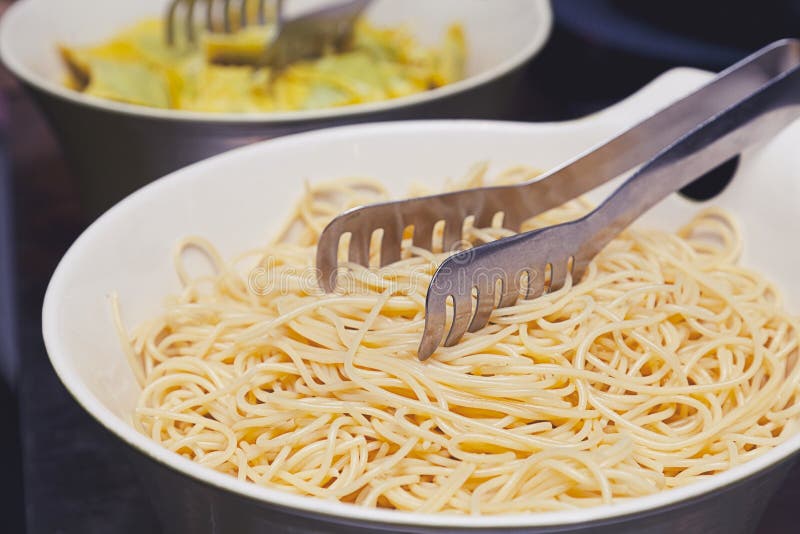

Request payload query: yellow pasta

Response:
[61,18,466,112]
[116,165,800,514]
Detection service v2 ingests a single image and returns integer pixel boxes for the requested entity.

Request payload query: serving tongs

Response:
[315,39,800,360]
[165,0,371,69]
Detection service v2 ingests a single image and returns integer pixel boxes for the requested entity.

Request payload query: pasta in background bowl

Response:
[60,18,466,112]
[42,68,800,533]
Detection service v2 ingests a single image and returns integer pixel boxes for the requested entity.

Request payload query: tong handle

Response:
[573,40,800,273]
[516,40,800,219]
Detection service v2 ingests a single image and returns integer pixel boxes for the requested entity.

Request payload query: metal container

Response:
[122,440,793,533]
[0,0,552,218]
[42,68,800,533]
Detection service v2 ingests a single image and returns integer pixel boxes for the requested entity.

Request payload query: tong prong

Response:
[221,0,233,33]
[348,230,371,267]
[165,0,277,45]
[419,293,447,358]
[239,0,250,28]
[473,210,498,232]
[549,260,569,294]
[205,0,216,33]
[525,264,546,300]
[444,293,474,347]
[185,0,198,42]
[442,218,465,253]
[379,226,403,267]
[498,274,522,308]
[412,220,435,251]
[467,279,495,333]
[257,0,268,24]
[165,0,185,45]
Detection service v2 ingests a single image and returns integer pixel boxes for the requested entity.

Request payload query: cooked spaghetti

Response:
[60,17,465,112]
[115,165,800,514]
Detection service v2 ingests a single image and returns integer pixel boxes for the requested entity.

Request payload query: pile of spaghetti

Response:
[116,166,800,514]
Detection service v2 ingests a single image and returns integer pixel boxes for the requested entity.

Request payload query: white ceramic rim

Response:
[42,119,800,528]
[0,0,552,124]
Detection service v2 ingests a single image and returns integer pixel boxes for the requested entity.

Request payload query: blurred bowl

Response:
[0,0,552,218]
[42,67,800,533]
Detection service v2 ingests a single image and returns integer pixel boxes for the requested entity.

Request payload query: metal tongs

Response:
[316,39,800,360]
[166,0,371,69]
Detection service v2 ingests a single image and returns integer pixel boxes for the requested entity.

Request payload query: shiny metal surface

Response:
[264,0,371,70]
[166,0,371,70]
[167,0,270,44]
[123,439,795,533]
[313,39,800,360]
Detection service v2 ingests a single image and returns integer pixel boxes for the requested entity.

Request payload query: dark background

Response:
[2,1,800,532]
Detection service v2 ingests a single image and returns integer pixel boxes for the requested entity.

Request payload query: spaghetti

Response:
[116,165,800,514]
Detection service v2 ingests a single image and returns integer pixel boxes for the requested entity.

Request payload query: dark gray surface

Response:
[7,84,160,534]
[18,332,161,533]
[0,106,24,531]
[0,116,17,387]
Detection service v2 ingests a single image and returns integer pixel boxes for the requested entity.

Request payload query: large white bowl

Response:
[0,0,552,217]
[42,68,800,533]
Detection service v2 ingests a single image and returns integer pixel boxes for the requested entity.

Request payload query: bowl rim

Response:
[41,118,800,528]
[0,0,553,124]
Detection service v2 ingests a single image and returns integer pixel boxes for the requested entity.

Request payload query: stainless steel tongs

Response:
[166,0,371,69]
[315,39,800,360]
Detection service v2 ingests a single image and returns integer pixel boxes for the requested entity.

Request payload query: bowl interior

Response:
[43,67,800,527]
[0,0,551,120]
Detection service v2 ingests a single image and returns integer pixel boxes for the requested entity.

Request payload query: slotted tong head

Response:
[316,39,800,360]
[166,0,372,69]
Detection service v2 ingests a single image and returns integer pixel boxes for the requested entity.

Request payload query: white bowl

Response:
[0,0,552,217]
[42,68,800,533]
